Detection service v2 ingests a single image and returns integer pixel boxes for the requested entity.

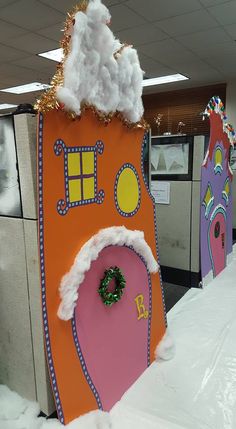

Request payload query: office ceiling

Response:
[0,0,236,112]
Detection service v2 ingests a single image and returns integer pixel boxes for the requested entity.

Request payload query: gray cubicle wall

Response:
[153,135,205,287]
[0,113,54,414]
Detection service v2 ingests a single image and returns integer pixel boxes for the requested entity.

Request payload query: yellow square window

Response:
[82,152,95,175]
[83,177,95,200]
[68,153,81,176]
[69,179,81,203]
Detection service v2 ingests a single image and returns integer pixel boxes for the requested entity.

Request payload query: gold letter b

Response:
[135,294,149,321]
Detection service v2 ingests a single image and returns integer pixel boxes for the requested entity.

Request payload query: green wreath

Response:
[98,267,126,307]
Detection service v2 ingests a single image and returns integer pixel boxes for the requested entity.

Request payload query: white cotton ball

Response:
[78,258,91,273]
[0,386,41,429]
[57,0,143,123]
[57,88,81,115]
[66,410,111,429]
[15,401,41,429]
[90,247,99,262]
[0,385,27,420]
[0,420,12,429]
[85,16,120,113]
[116,46,144,123]
[155,329,175,361]
[87,0,111,26]
[39,418,63,429]
[57,305,68,321]
[58,10,89,111]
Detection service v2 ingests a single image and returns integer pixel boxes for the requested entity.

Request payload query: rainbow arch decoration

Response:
[200,96,235,286]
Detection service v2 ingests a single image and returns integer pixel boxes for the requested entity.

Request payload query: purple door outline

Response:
[71,245,152,411]
[208,205,227,278]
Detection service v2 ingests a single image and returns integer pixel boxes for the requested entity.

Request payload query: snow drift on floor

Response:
[0,385,110,429]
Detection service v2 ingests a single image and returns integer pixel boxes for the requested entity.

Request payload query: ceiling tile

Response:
[0,89,49,108]
[104,0,127,5]
[139,39,197,64]
[39,0,126,14]
[143,79,200,95]
[126,0,202,22]
[224,23,236,39]
[0,43,28,61]
[156,10,218,37]
[0,20,27,41]
[207,1,236,25]
[4,33,58,54]
[0,78,49,93]
[139,53,174,78]
[117,24,168,46]
[39,0,79,14]
[177,27,231,49]
[0,62,34,77]
[0,0,64,31]
[109,4,147,32]
[0,93,34,107]
[0,80,48,93]
[188,40,236,57]
[10,56,57,78]
[192,70,224,82]
[199,0,230,6]
[206,53,236,76]
[36,22,64,42]
[174,59,223,79]
[0,0,18,7]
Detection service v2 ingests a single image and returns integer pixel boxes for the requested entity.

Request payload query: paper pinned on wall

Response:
[151,181,170,205]
[163,145,185,171]
[151,143,189,175]
[151,146,161,171]
[230,146,236,171]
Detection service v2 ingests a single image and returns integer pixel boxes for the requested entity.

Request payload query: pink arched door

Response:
[73,245,151,410]
[208,208,227,277]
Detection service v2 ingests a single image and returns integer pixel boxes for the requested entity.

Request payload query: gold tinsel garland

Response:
[34,0,149,131]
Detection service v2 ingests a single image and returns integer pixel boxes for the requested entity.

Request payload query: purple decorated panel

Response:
[200,103,234,285]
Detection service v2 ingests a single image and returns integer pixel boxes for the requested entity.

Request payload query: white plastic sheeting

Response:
[112,246,236,429]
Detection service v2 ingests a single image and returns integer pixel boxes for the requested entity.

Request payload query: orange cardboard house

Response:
[37,1,167,424]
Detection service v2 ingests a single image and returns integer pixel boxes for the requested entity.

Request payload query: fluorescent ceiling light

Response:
[0,82,51,94]
[142,73,189,87]
[38,48,63,62]
[0,103,17,110]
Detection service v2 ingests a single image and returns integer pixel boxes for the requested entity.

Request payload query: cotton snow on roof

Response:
[56,0,144,124]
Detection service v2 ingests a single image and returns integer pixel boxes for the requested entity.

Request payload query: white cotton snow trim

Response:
[41,410,111,429]
[0,384,42,429]
[154,329,175,361]
[58,226,159,321]
[65,411,111,429]
[0,385,28,420]
[0,385,111,429]
[57,0,144,124]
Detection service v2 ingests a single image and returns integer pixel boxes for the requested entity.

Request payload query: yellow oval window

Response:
[115,164,140,217]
